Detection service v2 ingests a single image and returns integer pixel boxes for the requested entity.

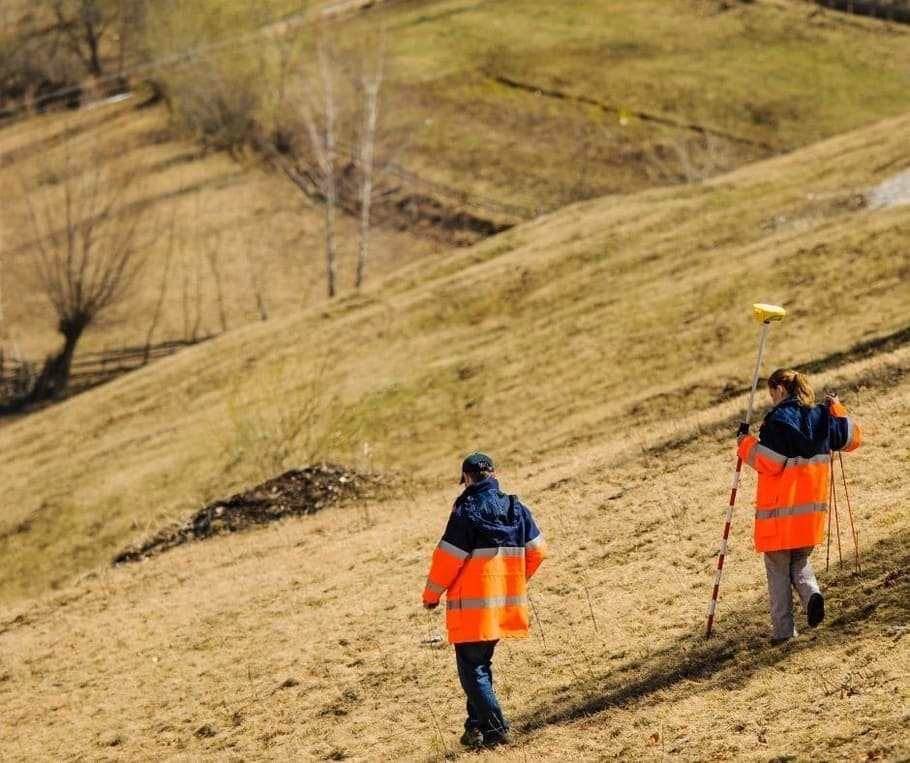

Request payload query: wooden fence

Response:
[66,338,211,391]
[0,337,211,409]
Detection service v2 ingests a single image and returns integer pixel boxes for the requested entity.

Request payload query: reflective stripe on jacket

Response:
[738,398,861,553]
[422,478,547,644]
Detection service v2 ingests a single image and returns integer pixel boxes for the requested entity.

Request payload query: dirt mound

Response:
[113,464,386,565]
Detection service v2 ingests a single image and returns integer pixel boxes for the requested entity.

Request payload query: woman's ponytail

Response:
[768,368,816,408]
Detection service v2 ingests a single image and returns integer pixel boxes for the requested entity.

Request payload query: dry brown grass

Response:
[0,357,905,760]
[4,0,910,365]
[0,98,908,760]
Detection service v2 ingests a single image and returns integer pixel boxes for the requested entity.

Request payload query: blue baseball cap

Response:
[459,452,494,483]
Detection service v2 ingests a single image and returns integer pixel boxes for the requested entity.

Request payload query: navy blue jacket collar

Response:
[460,477,499,500]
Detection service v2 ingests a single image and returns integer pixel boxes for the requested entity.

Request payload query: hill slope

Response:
[0,108,908,759]
[2,0,909,363]
[0,97,443,360]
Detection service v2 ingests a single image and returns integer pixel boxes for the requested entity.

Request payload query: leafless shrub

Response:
[219,358,367,485]
[0,21,84,115]
[647,125,733,184]
[168,55,261,151]
[143,2,268,151]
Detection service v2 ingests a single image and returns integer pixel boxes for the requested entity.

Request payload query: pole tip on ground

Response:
[752,303,786,323]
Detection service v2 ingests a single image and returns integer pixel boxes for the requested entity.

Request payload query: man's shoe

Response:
[483,731,514,748]
[460,728,483,748]
[807,592,825,628]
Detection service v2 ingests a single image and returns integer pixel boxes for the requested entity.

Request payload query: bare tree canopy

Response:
[21,138,153,400]
[48,0,148,79]
[51,0,110,77]
[262,29,386,300]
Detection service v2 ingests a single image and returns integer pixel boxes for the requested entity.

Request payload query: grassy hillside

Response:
[2,0,909,363]
[367,0,910,207]
[1,1,908,759]
[0,98,442,360]
[0,103,907,759]
[2,106,907,602]
[288,0,910,209]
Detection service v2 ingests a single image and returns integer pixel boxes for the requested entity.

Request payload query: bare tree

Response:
[50,0,110,78]
[300,43,339,299]
[0,253,5,328]
[180,245,204,343]
[256,40,339,299]
[242,229,269,322]
[262,31,387,300]
[0,253,5,396]
[203,228,228,333]
[113,0,149,88]
[354,45,383,292]
[42,0,147,85]
[143,207,175,362]
[22,143,152,400]
[190,253,203,340]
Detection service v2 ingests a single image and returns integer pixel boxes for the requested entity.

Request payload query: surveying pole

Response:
[705,303,786,638]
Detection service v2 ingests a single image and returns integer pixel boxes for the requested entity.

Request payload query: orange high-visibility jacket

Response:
[738,398,861,553]
[422,479,547,644]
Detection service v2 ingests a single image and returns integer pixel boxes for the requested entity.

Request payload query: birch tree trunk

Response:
[355,56,382,292]
[300,46,339,300]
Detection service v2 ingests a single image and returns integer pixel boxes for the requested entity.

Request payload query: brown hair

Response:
[768,368,815,408]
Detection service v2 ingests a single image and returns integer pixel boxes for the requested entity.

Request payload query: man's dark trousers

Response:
[454,640,509,741]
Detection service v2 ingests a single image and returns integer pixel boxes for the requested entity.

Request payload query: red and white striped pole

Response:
[705,304,786,638]
[705,454,746,638]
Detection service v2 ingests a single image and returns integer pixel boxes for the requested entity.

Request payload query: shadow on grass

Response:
[519,528,910,732]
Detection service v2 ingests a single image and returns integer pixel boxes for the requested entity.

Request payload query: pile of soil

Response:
[113,463,386,565]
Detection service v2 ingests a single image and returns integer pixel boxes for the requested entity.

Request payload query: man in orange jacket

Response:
[738,369,861,643]
[422,452,547,748]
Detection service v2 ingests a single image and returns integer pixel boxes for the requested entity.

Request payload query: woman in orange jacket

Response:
[737,368,861,643]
